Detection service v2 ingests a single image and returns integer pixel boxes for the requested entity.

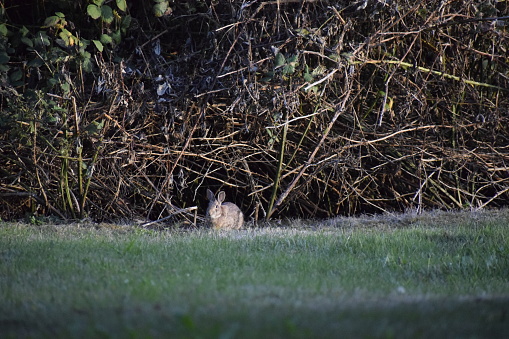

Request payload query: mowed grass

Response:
[1,210,509,338]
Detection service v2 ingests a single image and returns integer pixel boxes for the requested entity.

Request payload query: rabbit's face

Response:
[207,189,225,219]
[208,200,222,219]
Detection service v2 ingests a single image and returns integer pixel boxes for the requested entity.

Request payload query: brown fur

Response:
[206,189,244,229]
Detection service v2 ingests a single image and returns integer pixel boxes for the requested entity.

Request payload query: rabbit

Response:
[206,189,244,230]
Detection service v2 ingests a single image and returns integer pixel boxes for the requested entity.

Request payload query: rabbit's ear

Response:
[217,191,226,203]
[207,189,215,201]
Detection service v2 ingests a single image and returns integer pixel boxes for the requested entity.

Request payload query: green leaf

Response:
[48,77,58,87]
[121,15,132,33]
[0,53,9,64]
[84,120,104,136]
[306,85,319,94]
[111,30,121,44]
[21,37,33,48]
[303,69,313,83]
[81,50,91,59]
[92,40,104,52]
[0,23,8,36]
[116,0,127,11]
[35,31,50,47]
[274,53,285,68]
[328,53,340,62]
[260,71,274,82]
[55,12,65,18]
[294,28,310,36]
[9,69,23,82]
[81,38,91,48]
[27,57,44,68]
[20,26,30,37]
[93,0,104,6]
[101,5,114,24]
[87,4,101,20]
[45,114,59,125]
[100,34,113,45]
[58,28,77,46]
[76,38,89,49]
[59,30,70,46]
[287,54,298,63]
[43,15,60,27]
[82,56,93,73]
[282,64,295,75]
[60,82,70,94]
[312,65,326,76]
[153,1,169,17]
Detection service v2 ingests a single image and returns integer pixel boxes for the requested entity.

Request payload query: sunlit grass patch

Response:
[1,210,508,338]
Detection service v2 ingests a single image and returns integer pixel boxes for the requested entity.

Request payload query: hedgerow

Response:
[1,1,508,223]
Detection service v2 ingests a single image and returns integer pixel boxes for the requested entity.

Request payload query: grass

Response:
[1,210,509,338]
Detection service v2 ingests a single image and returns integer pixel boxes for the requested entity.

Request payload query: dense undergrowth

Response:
[1,1,509,223]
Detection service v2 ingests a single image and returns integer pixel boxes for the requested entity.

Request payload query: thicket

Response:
[1,0,508,224]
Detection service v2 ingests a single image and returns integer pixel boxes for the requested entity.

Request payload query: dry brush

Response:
[1,0,508,223]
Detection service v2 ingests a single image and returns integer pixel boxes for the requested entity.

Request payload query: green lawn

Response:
[1,210,509,338]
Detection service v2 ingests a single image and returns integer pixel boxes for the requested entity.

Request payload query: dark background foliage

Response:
[1,0,508,224]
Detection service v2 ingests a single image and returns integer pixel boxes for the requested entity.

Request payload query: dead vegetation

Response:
[0,0,508,223]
